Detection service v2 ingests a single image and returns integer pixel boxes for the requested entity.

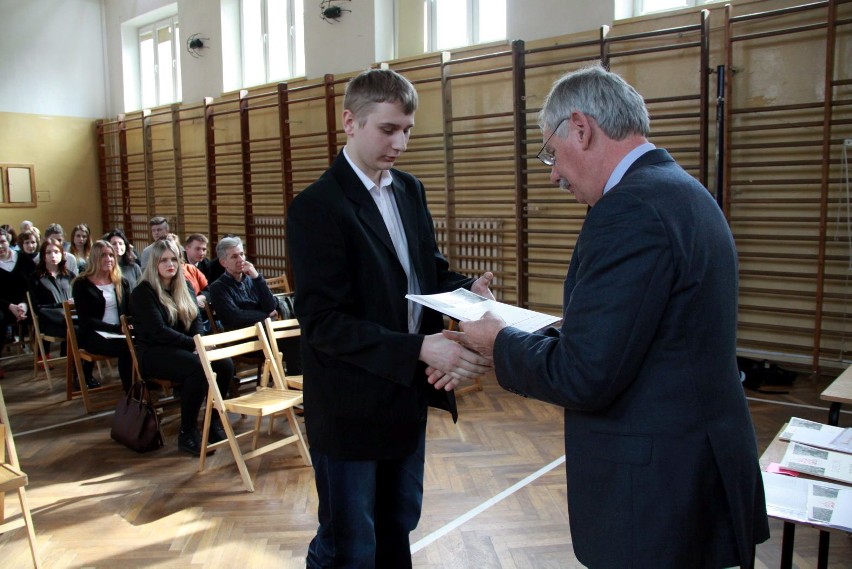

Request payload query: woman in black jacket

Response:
[0,229,35,378]
[103,229,141,291]
[131,239,233,456]
[72,240,132,391]
[29,238,75,358]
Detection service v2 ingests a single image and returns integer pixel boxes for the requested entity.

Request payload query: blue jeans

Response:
[306,422,426,569]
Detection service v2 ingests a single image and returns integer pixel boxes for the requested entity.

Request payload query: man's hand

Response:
[471,271,495,300]
[241,260,259,279]
[442,310,507,359]
[196,295,207,309]
[419,333,492,391]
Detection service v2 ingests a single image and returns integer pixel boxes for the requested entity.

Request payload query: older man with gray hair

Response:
[207,236,301,374]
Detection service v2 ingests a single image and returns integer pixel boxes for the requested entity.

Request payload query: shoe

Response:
[84,376,101,389]
[209,415,228,444]
[37,355,55,370]
[178,428,207,456]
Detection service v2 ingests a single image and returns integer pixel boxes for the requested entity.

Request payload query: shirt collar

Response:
[343,147,394,191]
[603,142,656,194]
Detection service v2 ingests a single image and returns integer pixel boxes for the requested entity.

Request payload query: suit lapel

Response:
[332,154,398,258]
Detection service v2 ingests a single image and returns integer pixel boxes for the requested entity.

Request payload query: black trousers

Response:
[79,330,132,391]
[139,345,234,432]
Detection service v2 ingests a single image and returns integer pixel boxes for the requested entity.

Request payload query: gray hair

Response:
[539,66,650,141]
[216,236,243,260]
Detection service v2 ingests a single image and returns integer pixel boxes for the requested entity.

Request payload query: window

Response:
[0,165,36,207]
[634,0,725,16]
[241,0,305,87]
[138,16,182,108]
[424,0,506,52]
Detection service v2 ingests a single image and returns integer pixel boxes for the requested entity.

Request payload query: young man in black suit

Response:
[452,66,770,568]
[287,69,494,568]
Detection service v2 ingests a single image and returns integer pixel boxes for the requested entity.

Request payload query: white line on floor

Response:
[15,410,114,437]
[410,454,567,553]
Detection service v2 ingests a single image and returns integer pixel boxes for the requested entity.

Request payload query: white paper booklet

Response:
[779,441,852,485]
[781,417,852,455]
[406,288,561,333]
[762,472,852,531]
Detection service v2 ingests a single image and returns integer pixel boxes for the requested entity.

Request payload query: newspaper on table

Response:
[779,441,852,485]
[762,472,852,531]
[780,417,852,455]
[406,288,561,334]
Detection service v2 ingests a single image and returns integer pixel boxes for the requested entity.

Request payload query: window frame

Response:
[0,164,37,208]
[633,0,725,17]
[240,0,305,88]
[425,0,506,53]
[137,15,182,109]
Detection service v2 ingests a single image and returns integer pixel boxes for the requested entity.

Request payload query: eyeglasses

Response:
[536,118,567,167]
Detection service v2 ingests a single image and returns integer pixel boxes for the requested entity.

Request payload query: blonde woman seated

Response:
[130,239,234,456]
[72,240,133,391]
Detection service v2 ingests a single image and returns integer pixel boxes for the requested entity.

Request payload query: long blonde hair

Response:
[139,239,197,331]
[78,240,123,301]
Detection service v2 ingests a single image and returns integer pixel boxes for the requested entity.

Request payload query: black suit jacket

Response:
[494,149,769,567]
[287,153,473,460]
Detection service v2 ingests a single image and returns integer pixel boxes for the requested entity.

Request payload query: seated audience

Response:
[19,220,34,234]
[70,223,92,273]
[103,229,142,290]
[184,234,215,282]
[131,239,234,456]
[29,238,75,358]
[72,240,132,391]
[167,234,208,308]
[18,230,39,262]
[140,216,170,269]
[0,230,33,378]
[1,225,19,251]
[208,236,301,375]
[44,223,78,274]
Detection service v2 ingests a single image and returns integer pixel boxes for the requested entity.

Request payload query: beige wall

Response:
[0,112,102,239]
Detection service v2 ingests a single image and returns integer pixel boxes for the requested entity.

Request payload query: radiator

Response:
[434,218,502,295]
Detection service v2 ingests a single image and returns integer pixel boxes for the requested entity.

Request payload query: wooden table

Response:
[821,365,852,426]
[760,424,851,569]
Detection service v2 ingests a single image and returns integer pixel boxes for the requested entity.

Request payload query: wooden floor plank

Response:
[1,351,851,567]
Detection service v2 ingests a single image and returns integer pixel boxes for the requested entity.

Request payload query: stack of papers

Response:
[406,289,561,334]
[762,472,852,531]
[766,416,852,529]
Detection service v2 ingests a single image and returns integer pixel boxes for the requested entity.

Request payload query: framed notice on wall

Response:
[0,164,36,207]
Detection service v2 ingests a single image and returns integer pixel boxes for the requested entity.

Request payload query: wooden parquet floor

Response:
[0,349,851,568]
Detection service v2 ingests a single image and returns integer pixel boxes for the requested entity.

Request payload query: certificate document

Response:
[406,288,561,333]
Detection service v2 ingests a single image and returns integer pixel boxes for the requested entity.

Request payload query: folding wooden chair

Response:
[194,323,311,493]
[263,317,303,390]
[0,385,41,568]
[119,315,178,400]
[62,300,121,413]
[26,292,64,390]
[265,273,291,295]
[204,300,264,396]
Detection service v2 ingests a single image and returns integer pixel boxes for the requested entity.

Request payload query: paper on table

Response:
[779,441,852,485]
[96,330,126,340]
[406,288,561,333]
[782,416,852,455]
[762,472,852,531]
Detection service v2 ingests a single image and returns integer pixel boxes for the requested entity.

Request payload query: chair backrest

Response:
[265,273,291,294]
[203,301,221,334]
[194,322,274,380]
[262,318,300,386]
[119,315,144,384]
[62,300,81,359]
[0,385,20,471]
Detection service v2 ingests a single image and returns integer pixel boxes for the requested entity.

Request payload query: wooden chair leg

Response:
[16,485,42,568]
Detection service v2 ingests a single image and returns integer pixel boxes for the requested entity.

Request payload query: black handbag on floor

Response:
[110,381,164,452]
